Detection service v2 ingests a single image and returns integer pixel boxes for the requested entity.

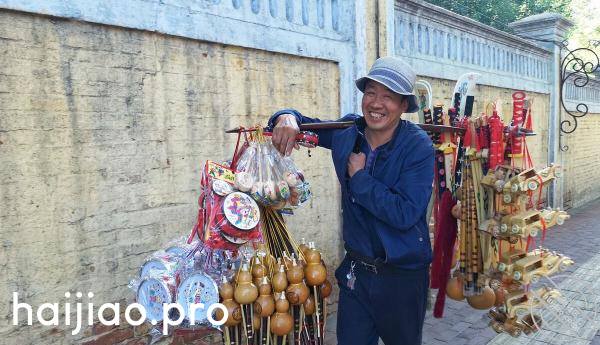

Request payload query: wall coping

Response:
[393,0,553,93]
[397,0,553,56]
[510,12,574,31]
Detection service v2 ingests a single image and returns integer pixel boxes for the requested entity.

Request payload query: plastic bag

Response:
[234,139,311,207]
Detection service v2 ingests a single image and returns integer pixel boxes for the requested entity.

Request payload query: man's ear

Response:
[401,96,409,113]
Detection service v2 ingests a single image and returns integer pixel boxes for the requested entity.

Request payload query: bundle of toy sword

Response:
[427,74,573,337]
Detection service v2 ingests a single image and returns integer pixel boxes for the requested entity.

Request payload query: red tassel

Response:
[525,107,533,130]
[430,205,442,288]
[488,111,504,170]
[463,120,472,148]
[431,190,458,318]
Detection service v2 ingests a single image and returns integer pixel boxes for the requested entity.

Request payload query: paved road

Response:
[423,199,600,345]
[325,198,600,345]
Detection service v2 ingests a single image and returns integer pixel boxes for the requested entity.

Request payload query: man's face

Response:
[361,80,408,133]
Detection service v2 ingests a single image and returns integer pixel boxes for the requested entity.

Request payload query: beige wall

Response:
[0,10,342,344]
[364,0,392,69]
[561,111,600,208]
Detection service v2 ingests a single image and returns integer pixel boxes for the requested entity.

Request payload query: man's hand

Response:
[272,114,300,156]
[347,152,366,177]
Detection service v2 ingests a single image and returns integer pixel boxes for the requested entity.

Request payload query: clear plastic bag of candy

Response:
[233,137,311,208]
[234,142,257,192]
[278,155,312,207]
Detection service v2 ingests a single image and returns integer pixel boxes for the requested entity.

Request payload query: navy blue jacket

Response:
[269,110,434,270]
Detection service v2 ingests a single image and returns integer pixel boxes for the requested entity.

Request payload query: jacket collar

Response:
[353,116,406,153]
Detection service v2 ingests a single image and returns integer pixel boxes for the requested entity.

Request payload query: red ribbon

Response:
[188,163,210,244]
[526,235,535,252]
[540,217,548,250]
[463,120,472,148]
[230,129,244,169]
[511,92,526,156]
[432,191,458,318]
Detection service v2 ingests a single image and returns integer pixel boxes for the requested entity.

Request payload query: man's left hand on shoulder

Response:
[347,152,366,177]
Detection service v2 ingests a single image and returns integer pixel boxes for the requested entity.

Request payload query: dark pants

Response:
[334,256,429,345]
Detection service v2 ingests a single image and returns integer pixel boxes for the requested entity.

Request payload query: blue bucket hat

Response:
[355,56,420,113]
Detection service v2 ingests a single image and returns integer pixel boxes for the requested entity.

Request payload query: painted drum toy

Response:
[137,276,176,323]
[212,179,234,196]
[175,271,220,327]
[223,192,260,230]
[139,252,183,279]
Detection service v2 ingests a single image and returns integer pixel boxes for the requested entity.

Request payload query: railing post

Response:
[509,13,573,209]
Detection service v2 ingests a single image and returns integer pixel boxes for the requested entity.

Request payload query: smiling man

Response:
[269,56,434,345]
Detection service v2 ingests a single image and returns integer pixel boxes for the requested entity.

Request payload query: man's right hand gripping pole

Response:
[272,114,300,156]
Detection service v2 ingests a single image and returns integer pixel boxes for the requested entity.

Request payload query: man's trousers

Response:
[334,256,429,345]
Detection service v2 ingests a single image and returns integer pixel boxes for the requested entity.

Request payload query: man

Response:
[269,56,434,345]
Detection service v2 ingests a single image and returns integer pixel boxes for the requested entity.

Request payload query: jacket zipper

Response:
[370,150,378,176]
[369,150,387,261]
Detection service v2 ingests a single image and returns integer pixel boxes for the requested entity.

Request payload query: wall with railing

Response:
[394,0,552,94]
[564,76,600,114]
